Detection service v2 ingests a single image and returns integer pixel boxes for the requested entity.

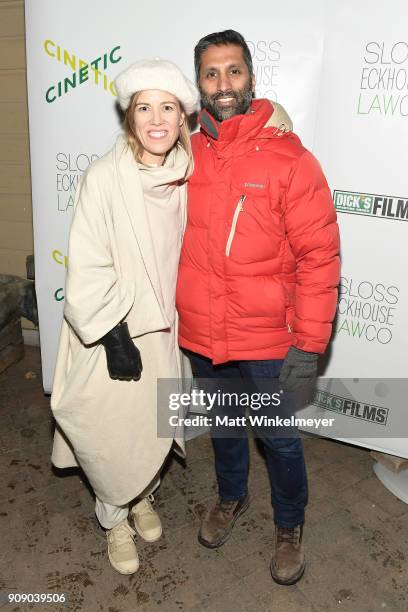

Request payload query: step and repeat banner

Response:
[297,0,408,459]
[25,0,408,457]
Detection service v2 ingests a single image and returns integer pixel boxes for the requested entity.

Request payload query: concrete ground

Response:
[0,347,407,612]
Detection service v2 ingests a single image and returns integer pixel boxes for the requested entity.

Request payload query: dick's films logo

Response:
[313,389,388,425]
[333,190,408,221]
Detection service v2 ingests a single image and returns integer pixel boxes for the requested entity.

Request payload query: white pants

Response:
[95,475,160,530]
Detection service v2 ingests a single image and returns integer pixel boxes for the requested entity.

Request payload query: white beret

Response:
[115,57,199,114]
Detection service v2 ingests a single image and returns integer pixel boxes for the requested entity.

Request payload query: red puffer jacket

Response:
[176,99,340,364]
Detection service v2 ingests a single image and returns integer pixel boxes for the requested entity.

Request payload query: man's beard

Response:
[200,78,253,122]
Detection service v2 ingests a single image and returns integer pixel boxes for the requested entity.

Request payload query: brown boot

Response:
[198,494,250,549]
[270,524,305,585]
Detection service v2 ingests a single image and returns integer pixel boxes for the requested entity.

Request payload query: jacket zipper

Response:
[225,195,246,257]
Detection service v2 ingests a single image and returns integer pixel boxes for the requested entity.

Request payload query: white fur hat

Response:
[115,57,199,114]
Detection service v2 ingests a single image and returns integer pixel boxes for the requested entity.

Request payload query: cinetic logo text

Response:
[43,39,123,103]
[313,389,388,425]
[333,190,408,222]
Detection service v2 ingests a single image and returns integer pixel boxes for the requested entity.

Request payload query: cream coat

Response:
[51,136,191,505]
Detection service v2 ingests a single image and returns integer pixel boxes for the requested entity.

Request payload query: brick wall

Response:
[0,0,35,334]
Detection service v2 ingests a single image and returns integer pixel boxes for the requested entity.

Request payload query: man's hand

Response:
[100,322,142,380]
[279,346,319,391]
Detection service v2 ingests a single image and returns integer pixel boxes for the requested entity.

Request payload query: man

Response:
[176,30,340,585]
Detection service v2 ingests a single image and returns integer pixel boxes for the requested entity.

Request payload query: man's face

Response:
[198,43,255,122]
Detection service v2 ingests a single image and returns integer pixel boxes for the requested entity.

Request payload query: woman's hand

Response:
[100,322,142,380]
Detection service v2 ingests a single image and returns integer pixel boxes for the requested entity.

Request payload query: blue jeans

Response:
[184,350,308,528]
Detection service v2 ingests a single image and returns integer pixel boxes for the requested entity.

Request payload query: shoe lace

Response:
[108,521,133,550]
[215,499,238,516]
[276,526,300,546]
[136,494,156,516]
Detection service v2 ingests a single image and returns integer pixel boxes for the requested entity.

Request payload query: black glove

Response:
[100,322,142,380]
[279,346,319,391]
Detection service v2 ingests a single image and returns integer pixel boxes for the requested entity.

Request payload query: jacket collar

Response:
[199,99,277,145]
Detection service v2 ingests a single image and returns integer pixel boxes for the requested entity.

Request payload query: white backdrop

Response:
[297,0,408,459]
[25,0,408,458]
[314,0,408,379]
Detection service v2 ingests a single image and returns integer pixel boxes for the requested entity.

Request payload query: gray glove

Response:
[279,346,319,391]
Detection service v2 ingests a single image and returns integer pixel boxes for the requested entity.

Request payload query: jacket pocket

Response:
[225,195,246,257]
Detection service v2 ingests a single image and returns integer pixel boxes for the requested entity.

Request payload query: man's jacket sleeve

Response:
[284,150,340,354]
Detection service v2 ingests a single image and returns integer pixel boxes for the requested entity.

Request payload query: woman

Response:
[50,58,198,574]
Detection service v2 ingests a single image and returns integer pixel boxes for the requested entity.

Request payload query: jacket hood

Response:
[199,99,293,144]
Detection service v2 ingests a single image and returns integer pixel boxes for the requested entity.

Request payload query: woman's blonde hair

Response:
[123,91,193,178]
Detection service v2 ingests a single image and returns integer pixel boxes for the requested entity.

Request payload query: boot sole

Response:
[197,497,250,549]
[270,559,306,585]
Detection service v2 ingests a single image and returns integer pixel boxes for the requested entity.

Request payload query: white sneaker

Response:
[130,494,162,542]
[106,519,139,574]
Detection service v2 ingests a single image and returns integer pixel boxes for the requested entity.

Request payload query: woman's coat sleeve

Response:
[64,167,135,345]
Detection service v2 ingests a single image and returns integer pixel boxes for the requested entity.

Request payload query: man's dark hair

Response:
[194,29,254,83]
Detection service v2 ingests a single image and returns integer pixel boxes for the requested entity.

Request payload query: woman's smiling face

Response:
[133,89,184,166]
